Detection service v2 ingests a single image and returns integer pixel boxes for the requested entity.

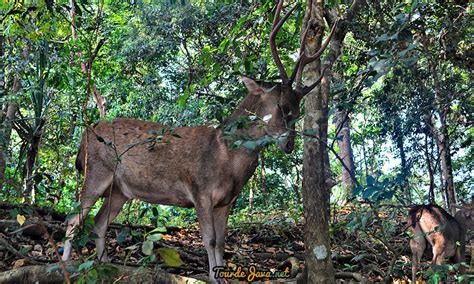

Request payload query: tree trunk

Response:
[301,1,365,282]
[0,262,203,284]
[420,33,457,212]
[335,109,356,198]
[428,61,456,212]
[394,127,411,203]
[437,142,448,208]
[25,117,46,203]
[301,1,334,282]
[0,37,19,190]
[436,117,456,211]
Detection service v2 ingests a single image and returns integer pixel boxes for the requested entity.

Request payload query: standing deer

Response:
[62,1,336,282]
[408,203,474,283]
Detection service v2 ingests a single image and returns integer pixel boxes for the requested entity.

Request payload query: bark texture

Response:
[301,1,335,282]
[335,109,356,196]
[0,36,17,190]
[0,262,204,284]
[424,133,436,204]
[301,1,366,282]
[0,34,5,189]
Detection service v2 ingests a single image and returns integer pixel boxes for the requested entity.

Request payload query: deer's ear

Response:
[241,75,263,95]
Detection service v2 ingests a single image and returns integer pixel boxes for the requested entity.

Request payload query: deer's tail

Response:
[75,130,89,174]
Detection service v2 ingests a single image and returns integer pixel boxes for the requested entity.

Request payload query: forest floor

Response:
[0,202,470,283]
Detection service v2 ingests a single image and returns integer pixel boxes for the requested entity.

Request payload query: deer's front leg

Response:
[213,204,232,268]
[195,201,219,283]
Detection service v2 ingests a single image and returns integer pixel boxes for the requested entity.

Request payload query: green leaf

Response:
[352,186,363,197]
[368,48,380,57]
[242,141,258,151]
[117,228,130,244]
[141,240,154,256]
[302,128,316,136]
[47,264,60,273]
[362,186,377,200]
[147,227,167,234]
[219,38,230,53]
[78,260,94,272]
[375,34,389,43]
[156,247,184,267]
[78,235,90,247]
[147,233,163,241]
[366,176,376,186]
[9,208,19,219]
[125,244,139,251]
[177,91,190,108]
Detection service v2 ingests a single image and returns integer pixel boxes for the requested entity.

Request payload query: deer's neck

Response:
[218,94,267,184]
[225,94,267,141]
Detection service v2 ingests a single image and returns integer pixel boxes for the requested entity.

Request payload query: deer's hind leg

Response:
[62,170,114,261]
[94,184,128,262]
[410,225,427,283]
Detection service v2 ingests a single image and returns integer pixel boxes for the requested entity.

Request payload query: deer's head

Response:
[238,0,337,154]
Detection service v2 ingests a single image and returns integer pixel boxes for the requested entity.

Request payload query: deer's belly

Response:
[116,175,196,208]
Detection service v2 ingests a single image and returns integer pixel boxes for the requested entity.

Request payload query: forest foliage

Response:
[0,0,472,282]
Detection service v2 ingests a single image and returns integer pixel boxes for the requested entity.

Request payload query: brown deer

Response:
[408,203,474,283]
[61,1,336,282]
[454,197,474,232]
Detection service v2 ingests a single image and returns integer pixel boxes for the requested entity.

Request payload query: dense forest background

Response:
[0,0,472,283]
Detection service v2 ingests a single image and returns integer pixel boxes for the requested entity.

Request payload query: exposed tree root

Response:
[0,261,206,284]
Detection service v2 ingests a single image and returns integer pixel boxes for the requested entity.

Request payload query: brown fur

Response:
[408,204,468,282]
[62,77,302,283]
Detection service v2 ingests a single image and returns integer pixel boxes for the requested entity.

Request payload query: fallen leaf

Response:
[266,247,277,253]
[16,214,26,226]
[156,247,184,267]
[142,240,154,256]
[13,259,28,268]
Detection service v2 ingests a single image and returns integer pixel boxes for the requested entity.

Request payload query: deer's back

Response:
[76,118,246,208]
[409,204,463,257]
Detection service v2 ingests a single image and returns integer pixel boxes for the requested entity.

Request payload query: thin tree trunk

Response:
[0,34,5,189]
[425,115,448,207]
[1,102,18,181]
[433,132,448,208]
[0,36,19,190]
[25,117,46,203]
[420,33,457,212]
[335,109,356,198]
[424,133,435,204]
[429,62,456,212]
[436,119,456,211]
[69,0,106,118]
[394,127,411,203]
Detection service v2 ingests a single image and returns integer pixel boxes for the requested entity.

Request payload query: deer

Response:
[408,203,474,283]
[61,1,336,282]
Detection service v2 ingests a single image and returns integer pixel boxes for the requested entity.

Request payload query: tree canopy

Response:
[0,0,472,283]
